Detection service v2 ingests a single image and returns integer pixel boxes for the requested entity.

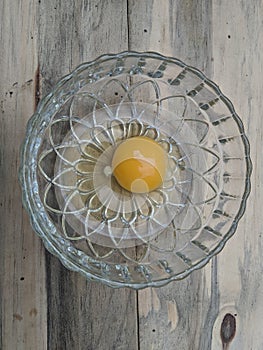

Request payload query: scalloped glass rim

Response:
[19,51,252,289]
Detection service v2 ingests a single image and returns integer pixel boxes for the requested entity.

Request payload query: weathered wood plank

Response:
[211,1,263,349]
[0,1,47,349]
[129,1,261,349]
[37,1,138,349]
[128,1,217,349]
[128,0,213,70]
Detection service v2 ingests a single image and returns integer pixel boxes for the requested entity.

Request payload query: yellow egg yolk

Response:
[111,136,167,193]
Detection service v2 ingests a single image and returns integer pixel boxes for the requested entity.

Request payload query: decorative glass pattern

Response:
[19,52,251,288]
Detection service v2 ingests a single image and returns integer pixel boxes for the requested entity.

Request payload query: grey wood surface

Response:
[0,1,261,349]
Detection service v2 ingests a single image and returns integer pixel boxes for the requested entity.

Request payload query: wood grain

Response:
[37,1,138,350]
[211,2,263,349]
[129,1,219,349]
[1,0,262,349]
[0,1,47,349]
[129,1,262,349]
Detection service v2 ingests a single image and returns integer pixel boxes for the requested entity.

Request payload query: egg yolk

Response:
[111,136,167,193]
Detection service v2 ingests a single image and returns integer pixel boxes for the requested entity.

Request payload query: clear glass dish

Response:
[19,52,252,289]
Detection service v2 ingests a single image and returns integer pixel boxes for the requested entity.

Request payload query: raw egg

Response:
[112,136,167,193]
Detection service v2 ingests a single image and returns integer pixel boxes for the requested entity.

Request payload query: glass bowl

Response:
[19,52,252,289]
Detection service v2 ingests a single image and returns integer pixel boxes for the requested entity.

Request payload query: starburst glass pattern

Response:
[20,52,251,288]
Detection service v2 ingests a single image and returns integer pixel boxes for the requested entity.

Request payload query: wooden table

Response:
[1,1,262,349]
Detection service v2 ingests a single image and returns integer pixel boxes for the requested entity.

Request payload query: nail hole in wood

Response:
[220,313,236,347]
[228,35,231,39]
[144,29,148,33]
[20,277,25,281]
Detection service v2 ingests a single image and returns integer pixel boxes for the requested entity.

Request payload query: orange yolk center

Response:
[111,136,167,193]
